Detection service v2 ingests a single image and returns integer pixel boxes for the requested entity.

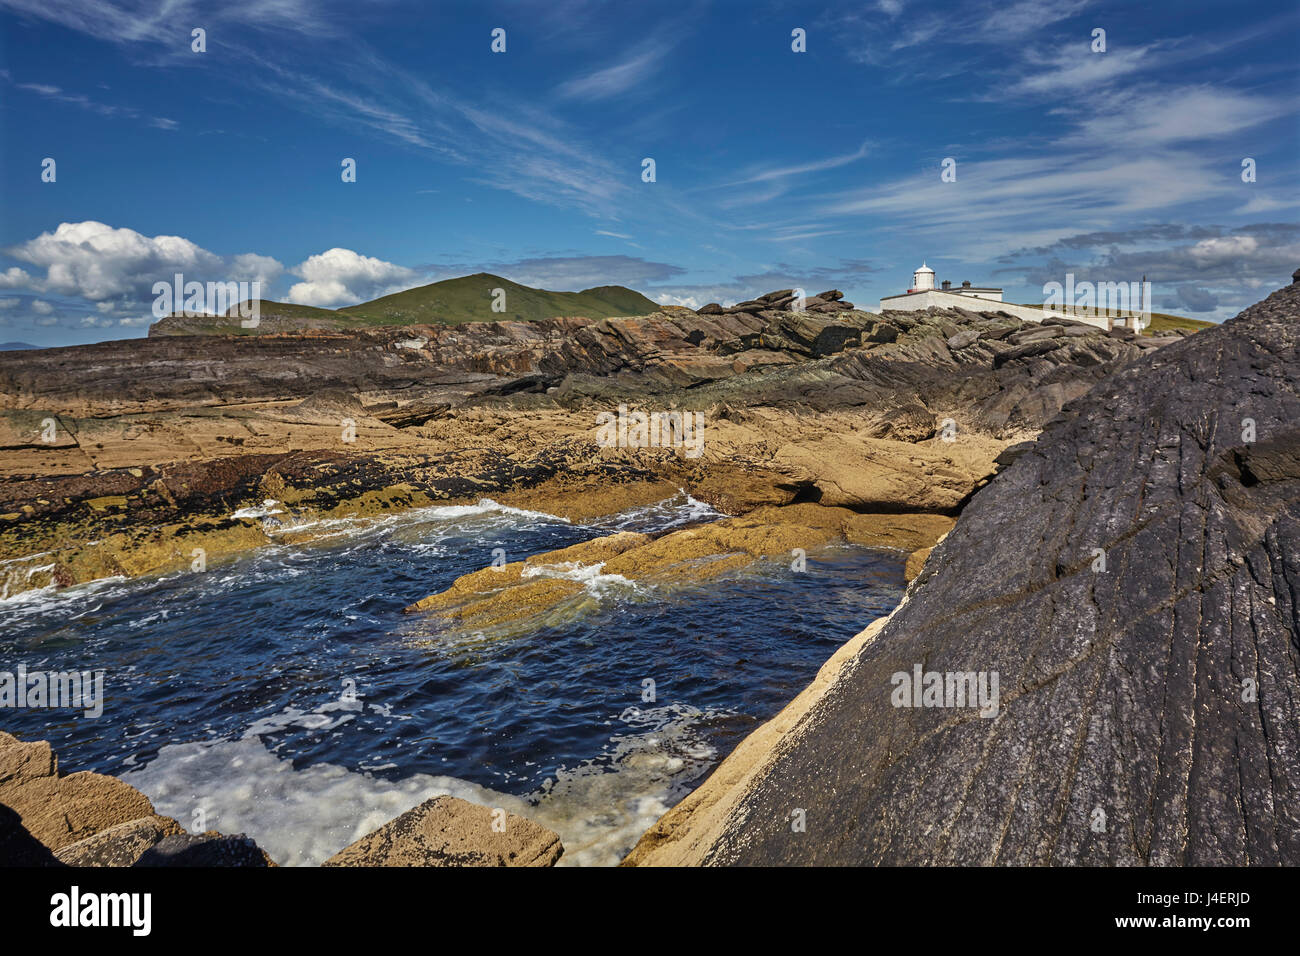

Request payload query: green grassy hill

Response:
[341,273,658,325]
[1142,311,1216,335]
[149,273,660,335]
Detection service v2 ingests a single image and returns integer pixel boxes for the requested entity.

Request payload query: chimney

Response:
[941,280,951,290]
[961,280,971,288]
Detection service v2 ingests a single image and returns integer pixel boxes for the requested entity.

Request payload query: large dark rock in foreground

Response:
[627,279,1300,865]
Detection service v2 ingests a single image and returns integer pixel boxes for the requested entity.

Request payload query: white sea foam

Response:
[520,560,641,597]
[0,573,130,614]
[121,699,725,867]
[594,490,721,532]
[230,499,285,520]
[121,733,526,867]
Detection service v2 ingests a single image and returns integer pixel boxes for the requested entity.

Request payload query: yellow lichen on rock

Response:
[403,506,956,635]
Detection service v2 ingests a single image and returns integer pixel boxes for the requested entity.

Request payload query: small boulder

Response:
[135,832,275,867]
[323,795,563,867]
[946,330,981,351]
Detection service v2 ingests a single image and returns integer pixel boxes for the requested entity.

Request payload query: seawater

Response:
[0,494,904,865]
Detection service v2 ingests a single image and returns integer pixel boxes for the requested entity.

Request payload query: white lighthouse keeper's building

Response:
[879,262,1134,330]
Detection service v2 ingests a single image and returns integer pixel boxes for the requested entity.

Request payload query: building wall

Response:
[878,289,1113,329]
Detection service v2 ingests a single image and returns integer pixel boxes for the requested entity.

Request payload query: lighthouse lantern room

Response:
[910,262,936,292]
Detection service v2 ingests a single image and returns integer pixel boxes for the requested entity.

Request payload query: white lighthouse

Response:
[911,262,935,292]
[880,261,1116,331]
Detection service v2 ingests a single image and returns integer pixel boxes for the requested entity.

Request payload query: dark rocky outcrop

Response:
[0,294,1171,599]
[627,279,1299,866]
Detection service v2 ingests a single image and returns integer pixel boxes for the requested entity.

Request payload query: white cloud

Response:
[0,267,36,289]
[556,43,669,101]
[0,221,286,325]
[230,252,285,286]
[31,299,54,314]
[1189,235,1259,265]
[1010,45,1157,96]
[285,248,420,307]
[717,142,872,190]
[1062,86,1292,148]
[3,221,223,300]
[5,73,178,129]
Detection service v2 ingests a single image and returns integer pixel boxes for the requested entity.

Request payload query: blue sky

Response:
[0,0,1297,346]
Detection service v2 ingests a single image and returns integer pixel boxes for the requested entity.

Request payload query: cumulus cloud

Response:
[0,221,287,311]
[3,221,222,300]
[1189,235,1259,265]
[229,252,285,286]
[0,221,287,326]
[285,248,420,307]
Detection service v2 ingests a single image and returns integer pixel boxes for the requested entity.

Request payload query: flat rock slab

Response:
[323,795,563,867]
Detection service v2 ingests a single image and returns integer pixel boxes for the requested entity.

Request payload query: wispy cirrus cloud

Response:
[556,40,671,101]
[2,71,178,128]
[0,0,635,217]
[718,142,872,188]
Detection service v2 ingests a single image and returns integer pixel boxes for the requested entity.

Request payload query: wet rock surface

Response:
[625,280,1300,866]
[322,795,563,867]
